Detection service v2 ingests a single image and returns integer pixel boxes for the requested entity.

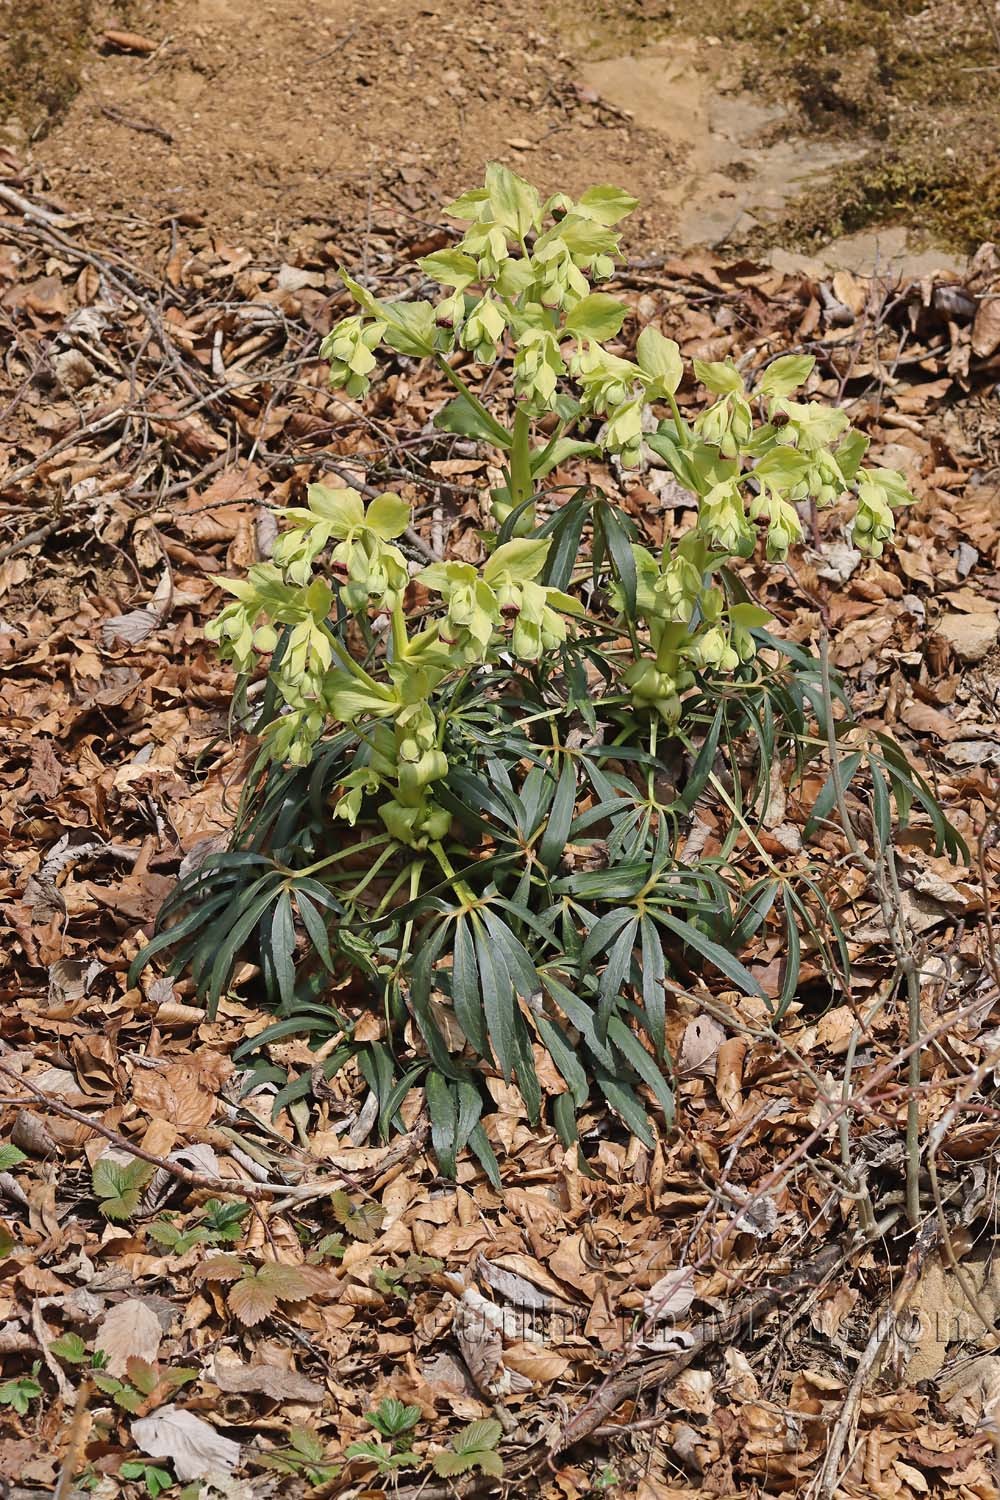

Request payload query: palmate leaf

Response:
[92,1156,155,1221]
[434,1418,504,1478]
[433,1447,504,1478]
[330,1190,386,1243]
[226,1262,314,1327]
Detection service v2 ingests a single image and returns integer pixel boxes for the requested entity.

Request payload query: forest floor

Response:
[1,2,1000,1498]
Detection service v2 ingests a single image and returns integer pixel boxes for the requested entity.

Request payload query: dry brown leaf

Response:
[933,610,999,663]
[679,1015,726,1077]
[95,1298,163,1377]
[210,1353,324,1402]
[131,1406,241,1481]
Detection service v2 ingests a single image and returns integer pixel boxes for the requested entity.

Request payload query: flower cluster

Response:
[207,167,916,835]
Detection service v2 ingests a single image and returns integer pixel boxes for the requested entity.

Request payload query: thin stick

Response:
[812,1219,939,1499]
[0,1060,363,1204]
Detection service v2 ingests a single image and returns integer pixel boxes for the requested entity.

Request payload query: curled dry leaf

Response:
[679,1015,726,1077]
[643,1265,695,1324]
[131,1405,242,1482]
[210,1352,324,1403]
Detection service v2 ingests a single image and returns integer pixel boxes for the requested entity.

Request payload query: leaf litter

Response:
[0,151,998,1499]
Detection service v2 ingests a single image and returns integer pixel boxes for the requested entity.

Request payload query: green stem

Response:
[330,636,394,698]
[429,841,477,909]
[390,599,409,663]
[666,391,687,446]
[343,840,401,903]
[292,833,390,880]
[397,860,424,972]
[372,856,423,920]
[509,404,533,507]
[434,355,511,449]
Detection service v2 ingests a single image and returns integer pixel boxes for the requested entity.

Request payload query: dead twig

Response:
[99,104,174,145]
[507,1240,844,1476]
[0,183,80,229]
[812,1218,939,1499]
[0,1059,368,1205]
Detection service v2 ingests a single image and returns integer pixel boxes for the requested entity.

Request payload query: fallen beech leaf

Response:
[644,1266,695,1323]
[678,1015,725,1077]
[95,1298,163,1377]
[10,1110,60,1159]
[933,610,999,663]
[477,1254,556,1310]
[131,1405,241,1481]
[502,1342,569,1383]
[972,294,1000,358]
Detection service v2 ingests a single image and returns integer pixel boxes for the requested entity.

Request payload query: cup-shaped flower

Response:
[417,560,500,661]
[460,293,507,363]
[852,468,913,556]
[512,327,564,410]
[571,343,640,417]
[603,396,645,466]
[699,480,756,557]
[321,315,386,399]
[275,486,411,608]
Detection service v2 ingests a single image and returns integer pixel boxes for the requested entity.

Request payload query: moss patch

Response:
[0,0,93,142]
[598,0,1000,252]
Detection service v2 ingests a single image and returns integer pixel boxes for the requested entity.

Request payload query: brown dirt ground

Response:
[4,0,683,250]
[2,0,995,259]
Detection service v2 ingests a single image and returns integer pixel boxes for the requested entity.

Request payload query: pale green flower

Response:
[603,396,644,466]
[571,343,640,416]
[274,486,411,608]
[852,468,913,556]
[380,795,451,849]
[418,560,500,661]
[699,480,755,556]
[694,393,753,459]
[748,492,803,560]
[460,293,507,363]
[512,327,564,409]
[321,315,386,399]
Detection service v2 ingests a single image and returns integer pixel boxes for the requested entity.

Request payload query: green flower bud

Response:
[460,293,506,363]
[321,315,385,399]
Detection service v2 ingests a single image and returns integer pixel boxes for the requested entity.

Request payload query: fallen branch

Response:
[0,1059,367,1204]
[812,1218,939,1499]
[507,1238,845,1477]
[0,183,80,230]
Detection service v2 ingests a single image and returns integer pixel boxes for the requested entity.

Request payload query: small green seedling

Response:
[92,1358,197,1414]
[257,1425,339,1484]
[370,1254,444,1301]
[0,1368,42,1416]
[92,1156,155,1221]
[345,1397,422,1474]
[148,1198,250,1254]
[120,1461,175,1498]
[433,1418,504,1478]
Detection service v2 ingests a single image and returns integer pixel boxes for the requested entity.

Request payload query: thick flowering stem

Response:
[433,354,511,449]
[508,404,535,532]
[330,635,394,698]
[390,598,409,664]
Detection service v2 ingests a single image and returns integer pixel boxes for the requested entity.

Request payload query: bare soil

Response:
[2,0,994,261]
[2,0,686,248]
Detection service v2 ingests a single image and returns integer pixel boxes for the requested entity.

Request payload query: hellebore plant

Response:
[137,166,958,1180]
